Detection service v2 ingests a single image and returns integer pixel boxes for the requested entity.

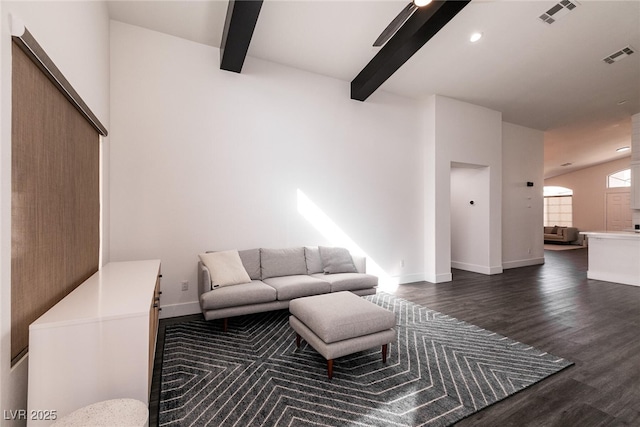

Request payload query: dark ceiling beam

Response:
[220,0,263,73]
[351,0,470,102]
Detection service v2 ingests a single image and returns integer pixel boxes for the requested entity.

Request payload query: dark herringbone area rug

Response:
[159,293,572,426]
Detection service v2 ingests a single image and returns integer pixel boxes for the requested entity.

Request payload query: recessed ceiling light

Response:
[470,32,483,43]
[413,0,432,7]
[616,146,630,152]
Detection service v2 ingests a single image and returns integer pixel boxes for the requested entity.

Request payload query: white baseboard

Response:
[503,257,545,270]
[488,265,504,275]
[587,271,640,287]
[422,272,452,283]
[397,273,427,284]
[159,301,200,319]
[451,261,503,275]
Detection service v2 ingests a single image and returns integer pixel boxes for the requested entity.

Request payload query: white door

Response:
[606,191,632,231]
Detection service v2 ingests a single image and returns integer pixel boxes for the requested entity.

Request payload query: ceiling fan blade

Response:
[373,2,418,47]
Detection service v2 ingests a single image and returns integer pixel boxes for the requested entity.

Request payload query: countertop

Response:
[30,259,161,330]
[580,231,640,240]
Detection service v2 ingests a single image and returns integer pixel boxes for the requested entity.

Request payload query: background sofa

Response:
[198,246,377,330]
[544,226,579,244]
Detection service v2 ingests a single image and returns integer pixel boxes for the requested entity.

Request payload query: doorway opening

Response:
[450,162,490,274]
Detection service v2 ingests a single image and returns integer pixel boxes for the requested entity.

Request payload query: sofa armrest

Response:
[198,261,211,296]
[351,254,366,274]
[564,227,579,242]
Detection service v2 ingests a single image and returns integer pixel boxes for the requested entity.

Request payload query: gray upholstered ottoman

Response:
[289,291,396,380]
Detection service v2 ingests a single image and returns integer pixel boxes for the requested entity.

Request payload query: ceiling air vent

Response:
[603,46,635,64]
[539,0,580,24]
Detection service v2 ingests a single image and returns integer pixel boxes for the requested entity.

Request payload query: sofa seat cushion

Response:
[262,275,331,301]
[200,280,276,310]
[311,273,378,292]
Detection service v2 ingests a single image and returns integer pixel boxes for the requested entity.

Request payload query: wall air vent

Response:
[603,46,635,64]
[539,0,580,24]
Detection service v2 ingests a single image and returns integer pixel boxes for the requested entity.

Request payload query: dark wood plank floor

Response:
[149,249,640,426]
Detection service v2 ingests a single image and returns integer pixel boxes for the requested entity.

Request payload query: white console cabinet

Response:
[27,260,161,426]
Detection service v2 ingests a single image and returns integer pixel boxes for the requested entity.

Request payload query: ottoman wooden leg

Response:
[382,344,388,363]
[327,359,334,380]
[296,333,301,348]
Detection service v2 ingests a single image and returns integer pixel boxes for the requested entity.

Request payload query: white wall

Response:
[109,21,425,316]
[423,95,503,282]
[502,122,544,269]
[0,1,110,424]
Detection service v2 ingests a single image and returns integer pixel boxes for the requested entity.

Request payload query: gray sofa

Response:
[544,226,579,243]
[198,246,377,331]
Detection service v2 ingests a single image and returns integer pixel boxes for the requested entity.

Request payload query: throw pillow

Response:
[199,250,251,290]
[319,246,357,274]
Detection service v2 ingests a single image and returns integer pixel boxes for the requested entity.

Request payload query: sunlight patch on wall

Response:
[296,189,398,291]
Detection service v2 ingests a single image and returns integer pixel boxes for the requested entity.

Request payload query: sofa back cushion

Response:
[304,246,323,274]
[238,249,261,280]
[260,247,307,279]
[319,246,357,274]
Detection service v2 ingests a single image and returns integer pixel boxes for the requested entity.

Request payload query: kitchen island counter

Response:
[581,231,640,287]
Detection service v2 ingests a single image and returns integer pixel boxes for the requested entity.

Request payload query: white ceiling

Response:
[107,0,640,178]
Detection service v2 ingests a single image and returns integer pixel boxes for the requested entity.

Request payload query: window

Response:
[607,169,631,188]
[543,186,573,227]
